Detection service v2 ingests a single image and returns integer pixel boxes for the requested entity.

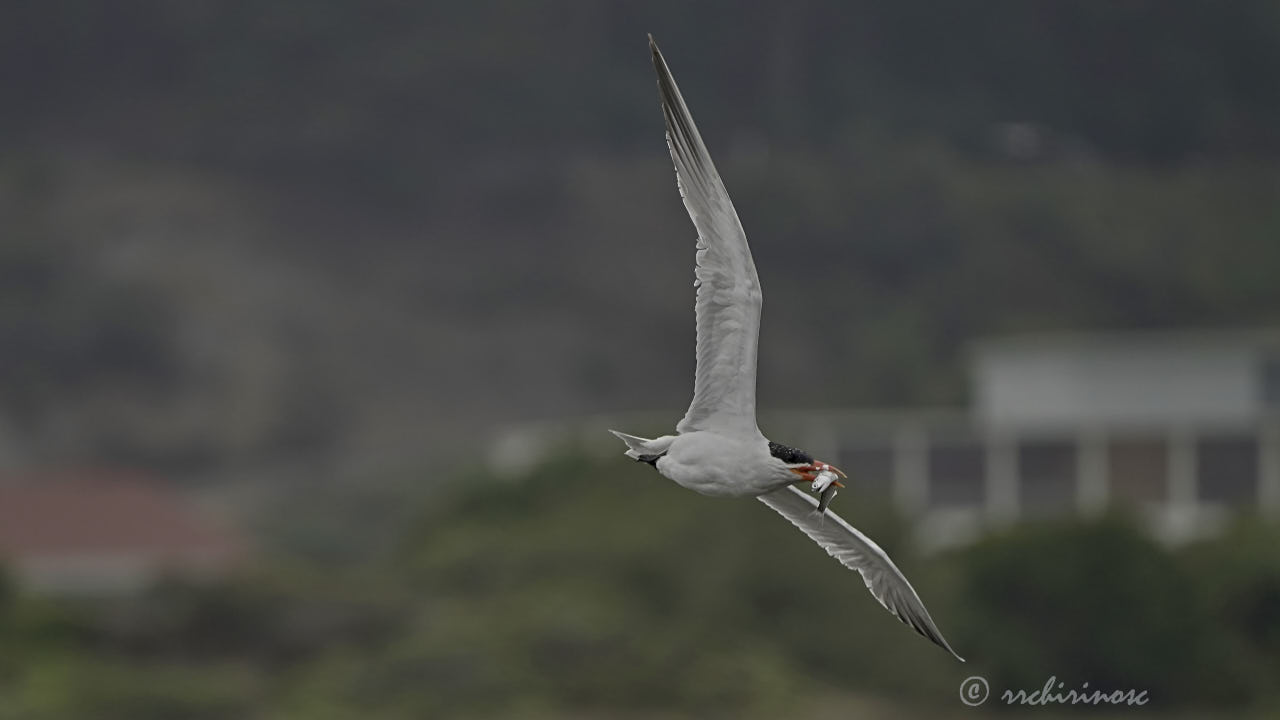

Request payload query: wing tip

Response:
[940,642,966,663]
[910,612,966,663]
[764,486,967,663]
[926,625,965,663]
[649,34,669,80]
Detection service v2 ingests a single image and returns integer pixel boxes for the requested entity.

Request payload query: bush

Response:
[954,512,1277,710]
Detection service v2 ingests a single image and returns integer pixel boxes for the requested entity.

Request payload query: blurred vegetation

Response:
[2,452,1278,718]
[4,1,1280,176]
[3,1,1280,480]
[3,4,1280,715]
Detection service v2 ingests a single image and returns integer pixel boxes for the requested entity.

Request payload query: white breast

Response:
[655,430,787,497]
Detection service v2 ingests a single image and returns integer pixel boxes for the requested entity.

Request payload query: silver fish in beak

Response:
[812,468,841,514]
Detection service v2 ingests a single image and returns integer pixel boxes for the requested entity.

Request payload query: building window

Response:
[928,442,985,508]
[1108,437,1167,505]
[1263,353,1280,411]
[1197,435,1258,505]
[1018,440,1077,515]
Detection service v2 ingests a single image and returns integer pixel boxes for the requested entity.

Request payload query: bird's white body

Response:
[608,36,963,662]
[657,431,792,497]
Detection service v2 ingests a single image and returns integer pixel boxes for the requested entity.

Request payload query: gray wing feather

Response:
[757,485,965,662]
[650,37,763,438]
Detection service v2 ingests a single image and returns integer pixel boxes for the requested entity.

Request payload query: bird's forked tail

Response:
[608,430,675,462]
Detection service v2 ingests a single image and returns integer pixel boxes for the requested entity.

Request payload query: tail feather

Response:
[608,430,675,460]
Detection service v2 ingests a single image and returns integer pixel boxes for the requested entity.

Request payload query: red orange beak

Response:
[788,461,847,487]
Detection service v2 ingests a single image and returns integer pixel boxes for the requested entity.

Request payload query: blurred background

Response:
[2,1,1279,717]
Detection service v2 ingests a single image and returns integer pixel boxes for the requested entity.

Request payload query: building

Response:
[948,328,1280,545]
[0,470,243,595]
[494,328,1280,549]
[972,328,1280,430]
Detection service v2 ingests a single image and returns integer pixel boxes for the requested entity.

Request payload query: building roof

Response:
[970,326,1280,357]
[0,470,242,592]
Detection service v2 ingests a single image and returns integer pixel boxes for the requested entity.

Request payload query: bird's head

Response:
[769,441,846,486]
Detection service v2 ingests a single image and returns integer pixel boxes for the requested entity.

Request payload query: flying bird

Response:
[610,36,963,662]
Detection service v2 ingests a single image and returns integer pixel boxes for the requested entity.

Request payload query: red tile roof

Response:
[0,470,242,562]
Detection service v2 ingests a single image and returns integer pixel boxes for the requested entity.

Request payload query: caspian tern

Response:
[609,36,964,662]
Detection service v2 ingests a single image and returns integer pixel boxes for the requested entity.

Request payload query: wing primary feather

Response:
[757,485,965,662]
[648,36,764,438]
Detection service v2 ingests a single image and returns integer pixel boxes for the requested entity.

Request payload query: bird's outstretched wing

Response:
[757,485,965,662]
[650,36,763,439]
